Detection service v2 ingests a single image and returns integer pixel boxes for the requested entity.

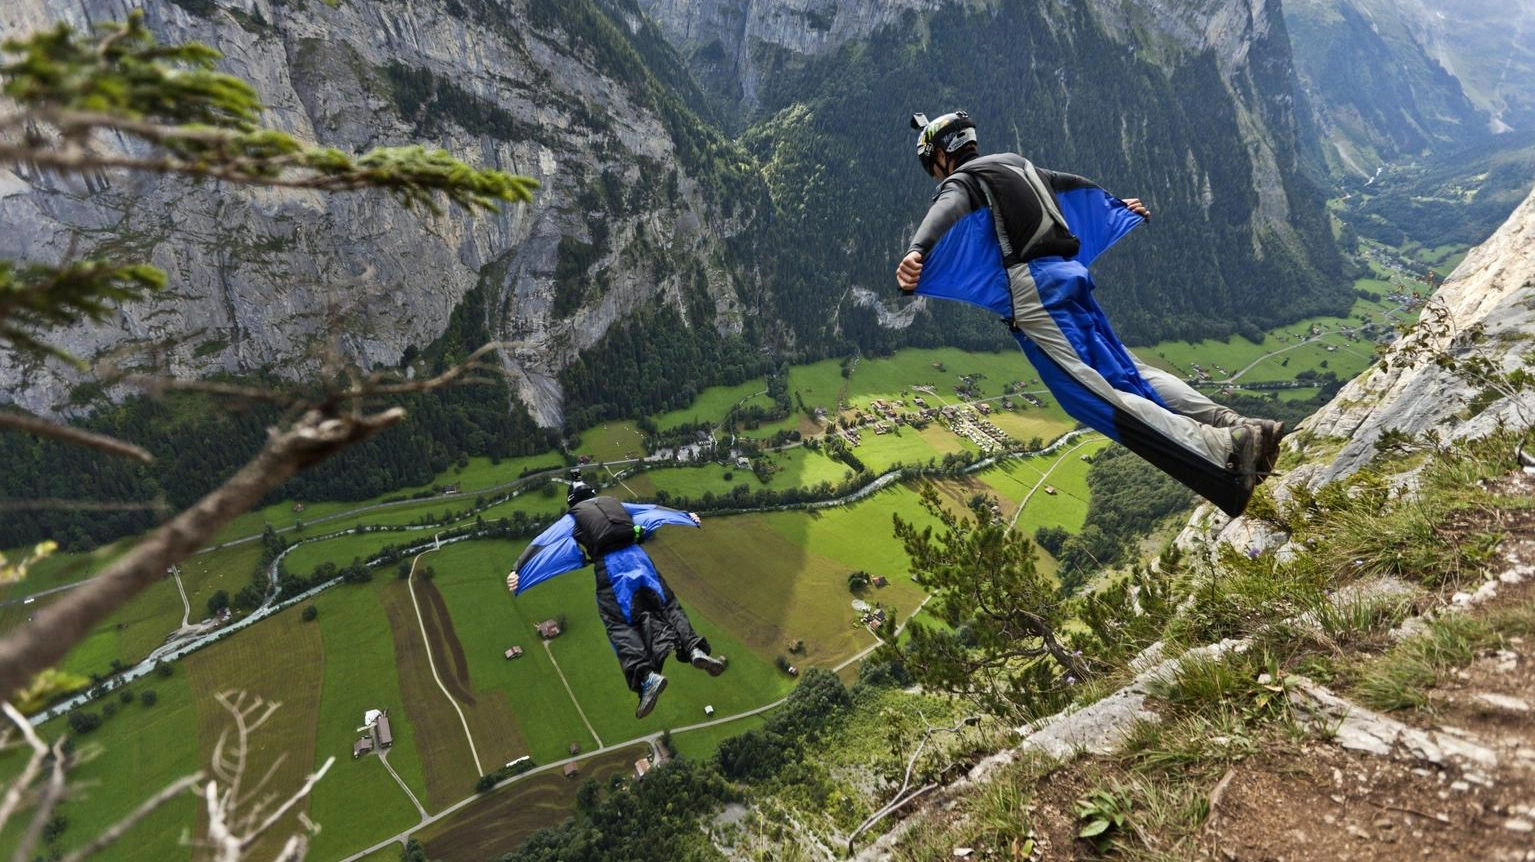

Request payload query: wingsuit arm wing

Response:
[1042,171,1144,267]
[622,503,701,538]
[511,514,586,595]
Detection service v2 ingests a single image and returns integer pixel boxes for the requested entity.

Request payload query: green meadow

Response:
[0,673,200,862]
[652,378,773,430]
[573,421,648,462]
[415,743,651,862]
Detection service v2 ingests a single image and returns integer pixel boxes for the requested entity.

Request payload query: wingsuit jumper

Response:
[896,111,1285,517]
[506,477,727,719]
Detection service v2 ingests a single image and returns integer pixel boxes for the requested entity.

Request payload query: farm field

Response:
[0,672,200,861]
[415,742,652,862]
[573,421,648,462]
[652,378,773,431]
[411,540,597,764]
[1143,291,1407,386]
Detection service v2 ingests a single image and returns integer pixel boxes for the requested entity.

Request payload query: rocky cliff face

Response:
[1290,183,1535,488]
[0,0,752,426]
[1199,182,1535,553]
[645,0,1308,241]
[2,0,1350,427]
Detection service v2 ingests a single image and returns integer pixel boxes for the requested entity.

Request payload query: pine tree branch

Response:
[0,702,48,836]
[0,405,403,700]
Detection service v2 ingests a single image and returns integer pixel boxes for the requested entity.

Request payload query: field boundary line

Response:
[543,640,603,748]
[407,550,484,776]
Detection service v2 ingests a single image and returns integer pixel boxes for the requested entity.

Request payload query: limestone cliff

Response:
[1289,183,1535,488]
[0,0,753,426]
[1203,182,1535,552]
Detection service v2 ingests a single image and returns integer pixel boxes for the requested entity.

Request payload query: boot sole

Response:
[692,655,727,677]
[635,676,668,719]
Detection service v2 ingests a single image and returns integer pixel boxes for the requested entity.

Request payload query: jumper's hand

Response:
[506,570,520,593]
[1123,197,1151,220]
[688,512,701,526]
[896,251,924,292]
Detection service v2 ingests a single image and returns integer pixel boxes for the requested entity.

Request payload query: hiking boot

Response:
[1227,425,1261,493]
[1250,419,1286,480]
[635,672,667,719]
[690,648,727,677]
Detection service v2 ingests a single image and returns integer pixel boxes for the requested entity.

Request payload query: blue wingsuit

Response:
[908,152,1254,516]
[511,498,711,693]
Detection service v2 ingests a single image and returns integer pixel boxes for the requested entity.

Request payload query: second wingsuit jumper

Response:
[897,111,1285,517]
[506,475,726,719]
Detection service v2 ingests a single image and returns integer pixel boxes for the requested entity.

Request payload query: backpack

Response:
[570,497,641,557]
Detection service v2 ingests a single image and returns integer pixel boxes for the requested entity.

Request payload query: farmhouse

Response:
[537,620,562,639]
[704,704,715,717]
[352,736,373,758]
[634,757,652,780]
[375,712,393,748]
[563,763,580,779]
[504,645,524,659]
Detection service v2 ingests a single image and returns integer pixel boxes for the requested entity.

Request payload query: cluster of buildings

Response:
[352,708,394,758]
[938,405,1014,453]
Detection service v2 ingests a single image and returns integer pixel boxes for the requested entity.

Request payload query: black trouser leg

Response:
[646,574,710,662]
[595,568,652,693]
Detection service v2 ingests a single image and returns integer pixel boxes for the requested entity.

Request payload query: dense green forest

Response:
[0,282,554,551]
[739,2,1352,349]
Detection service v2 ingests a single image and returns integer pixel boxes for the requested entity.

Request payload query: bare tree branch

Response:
[240,757,333,853]
[0,702,48,837]
[0,406,403,699]
[0,411,152,463]
[56,773,204,862]
[11,734,68,862]
[195,692,332,861]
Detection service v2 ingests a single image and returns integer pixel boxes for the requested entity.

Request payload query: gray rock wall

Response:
[0,0,749,426]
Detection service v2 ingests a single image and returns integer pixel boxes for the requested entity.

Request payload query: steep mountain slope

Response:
[0,0,763,427]
[1284,0,1490,177]
[649,0,1352,346]
[2,0,1351,428]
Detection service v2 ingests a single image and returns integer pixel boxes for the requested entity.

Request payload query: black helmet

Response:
[911,111,977,174]
[566,481,596,508]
